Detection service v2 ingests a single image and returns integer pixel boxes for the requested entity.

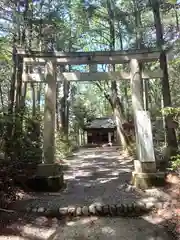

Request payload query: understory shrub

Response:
[55,132,77,159]
[0,112,43,208]
[162,107,180,175]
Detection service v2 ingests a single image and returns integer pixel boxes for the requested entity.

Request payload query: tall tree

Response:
[150,0,178,156]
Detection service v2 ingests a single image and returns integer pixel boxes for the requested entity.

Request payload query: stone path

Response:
[0,147,174,240]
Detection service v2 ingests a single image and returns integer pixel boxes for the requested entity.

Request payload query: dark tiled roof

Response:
[85,116,116,129]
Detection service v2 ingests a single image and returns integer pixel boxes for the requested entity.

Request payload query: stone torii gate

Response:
[18,48,165,189]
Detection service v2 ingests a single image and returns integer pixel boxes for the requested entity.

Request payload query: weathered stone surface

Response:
[82,206,89,216]
[135,111,156,163]
[95,204,103,215]
[32,208,37,213]
[68,207,76,216]
[37,207,45,213]
[132,171,166,189]
[26,173,64,192]
[116,204,124,214]
[22,164,65,192]
[89,204,96,215]
[76,207,82,216]
[36,163,63,177]
[109,204,117,216]
[134,160,156,173]
[43,60,56,164]
[103,205,109,215]
[59,207,68,215]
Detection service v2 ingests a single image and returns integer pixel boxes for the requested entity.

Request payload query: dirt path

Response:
[0,147,176,239]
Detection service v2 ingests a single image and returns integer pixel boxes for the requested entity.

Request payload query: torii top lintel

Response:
[17,48,161,65]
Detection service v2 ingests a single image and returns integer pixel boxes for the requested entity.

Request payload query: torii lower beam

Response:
[22,70,163,82]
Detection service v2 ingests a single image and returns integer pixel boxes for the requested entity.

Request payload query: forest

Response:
[0,0,180,239]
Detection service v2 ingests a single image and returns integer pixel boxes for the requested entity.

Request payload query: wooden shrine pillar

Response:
[84,131,88,145]
[130,58,165,189]
[43,60,57,164]
[108,132,112,143]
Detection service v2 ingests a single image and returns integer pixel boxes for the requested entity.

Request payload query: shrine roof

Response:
[85,116,116,129]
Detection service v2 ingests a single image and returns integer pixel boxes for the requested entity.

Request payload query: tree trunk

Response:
[5,46,17,159]
[31,83,36,117]
[12,0,30,160]
[64,80,70,137]
[8,49,17,115]
[151,0,178,155]
[143,80,149,111]
[56,82,63,132]
[56,82,60,131]
[37,82,42,112]
[106,0,131,150]
[123,81,129,120]
[0,84,4,111]
[134,0,143,49]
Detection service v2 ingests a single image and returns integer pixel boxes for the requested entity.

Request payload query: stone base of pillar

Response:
[132,160,166,189]
[134,160,156,173]
[36,163,63,176]
[132,171,166,189]
[26,164,64,192]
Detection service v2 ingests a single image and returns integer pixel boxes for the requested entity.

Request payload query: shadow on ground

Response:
[0,211,176,240]
[0,147,178,239]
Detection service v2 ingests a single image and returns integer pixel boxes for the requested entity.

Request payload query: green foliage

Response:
[21,113,43,164]
[167,0,178,4]
[162,107,180,172]
[0,109,43,164]
[170,155,180,172]
[0,37,11,62]
[70,82,111,132]
[0,110,43,208]
[161,107,180,116]
[55,132,75,159]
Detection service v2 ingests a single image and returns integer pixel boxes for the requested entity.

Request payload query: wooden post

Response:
[108,132,112,143]
[85,131,88,144]
[78,128,82,146]
[114,130,117,143]
[43,60,56,164]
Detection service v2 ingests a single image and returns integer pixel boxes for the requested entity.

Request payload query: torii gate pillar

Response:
[130,59,165,189]
[32,60,64,192]
[43,60,56,164]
